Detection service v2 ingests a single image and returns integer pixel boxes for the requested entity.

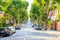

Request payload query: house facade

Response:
[48,9,60,30]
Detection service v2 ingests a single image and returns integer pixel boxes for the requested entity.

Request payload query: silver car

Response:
[9,26,16,34]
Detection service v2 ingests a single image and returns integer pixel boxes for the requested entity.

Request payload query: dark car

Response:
[15,24,21,30]
[35,27,42,30]
[15,27,20,30]
[33,25,42,30]
[0,27,12,37]
[32,24,36,28]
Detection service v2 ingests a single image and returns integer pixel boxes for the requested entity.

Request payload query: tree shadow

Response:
[28,32,57,37]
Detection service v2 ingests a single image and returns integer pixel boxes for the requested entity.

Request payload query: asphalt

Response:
[0,28,60,40]
[0,22,60,40]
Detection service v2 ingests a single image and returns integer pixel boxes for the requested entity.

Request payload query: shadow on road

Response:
[28,32,57,37]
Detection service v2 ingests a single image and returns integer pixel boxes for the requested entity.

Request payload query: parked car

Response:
[15,24,21,30]
[32,24,36,28]
[15,26,20,30]
[9,26,16,34]
[0,27,12,37]
[35,27,42,30]
[33,25,42,30]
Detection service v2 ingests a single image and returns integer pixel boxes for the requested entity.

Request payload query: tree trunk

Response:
[43,22,46,30]
[52,21,56,30]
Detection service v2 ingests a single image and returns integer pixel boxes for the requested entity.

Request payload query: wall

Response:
[56,22,60,30]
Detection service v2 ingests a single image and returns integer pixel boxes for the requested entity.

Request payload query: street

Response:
[0,28,60,40]
[0,0,60,40]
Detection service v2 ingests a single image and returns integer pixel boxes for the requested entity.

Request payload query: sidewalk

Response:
[45,30,60,37]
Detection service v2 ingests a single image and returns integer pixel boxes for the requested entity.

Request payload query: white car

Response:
[9,26,16,34]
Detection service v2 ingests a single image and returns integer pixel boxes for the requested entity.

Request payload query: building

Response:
[48,9,59,30]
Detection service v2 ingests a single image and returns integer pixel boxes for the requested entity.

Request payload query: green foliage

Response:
[0,15,11,27]
[0,0,28,27]
[6,0,28,23]
[0,0,12,11]
[30,0,46,22]
[54,0,60,4]
[47,20,52,25]
[30,1,40,21]
[56,13,60,22]
[30,0,59,27]
[57,4,60,11]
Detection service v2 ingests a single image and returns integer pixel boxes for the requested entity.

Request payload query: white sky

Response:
[25,0,34,21]
[25,0,34,13]
[23,0,34,21]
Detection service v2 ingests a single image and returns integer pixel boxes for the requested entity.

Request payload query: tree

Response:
[30,0,59,29]
[30,0,47,27]
[0,0,13,27]
[0,0,28,27]
[30,1,40,26]
[36,0,59,28]
[0,0,13,12]
[6,0,28,24]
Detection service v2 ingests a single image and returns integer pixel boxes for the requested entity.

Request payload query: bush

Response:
[47,20,53,26]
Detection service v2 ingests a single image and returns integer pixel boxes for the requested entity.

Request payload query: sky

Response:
[25,0,34,21]
[25,0,34,13]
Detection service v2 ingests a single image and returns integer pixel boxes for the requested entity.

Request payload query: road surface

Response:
[0,21,60,40]
[0,28,60,40]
